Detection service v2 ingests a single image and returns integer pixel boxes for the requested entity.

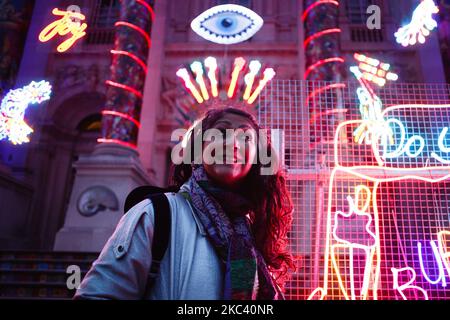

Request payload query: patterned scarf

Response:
[181,165,281,300]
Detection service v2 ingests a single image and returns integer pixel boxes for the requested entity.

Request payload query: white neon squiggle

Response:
[331,243,375,300]
[431,127,450,164]
[204,57,218,97]
[417,240,447,287]
[247,68,275,104]
[391,267,429,300]
[332,198,377,247]
[330,185,377,300]
[176,68,204,103]
[190,61,209,101]
[379,118,425,160]
[394,0,439,47]
[243,60,261,101]
[0,80,52,145]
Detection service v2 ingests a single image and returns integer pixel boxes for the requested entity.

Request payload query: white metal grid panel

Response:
[258,80,450,300]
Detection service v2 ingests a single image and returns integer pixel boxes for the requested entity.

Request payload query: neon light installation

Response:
[110,50,148,73]
[246,68,275,104]
[438,231,450,278]
[176,68,204,104]
[0,81,52,145]
[353,53,398,87]
[391,267,429,300]
[331,185,377,300]
[304,28,341,48]
[417,240,447,287]
[101,110,141,129]
[114,21,151,47]
[176,57,275,105]
[349,66,394,147]
[99,0,153,149]
[308,105,450,300]
[39,8,87,52]
[190,61,209,101]
[302,0,339,21]
[243,60,261,101]
[369,105,450,167]
[191,4,264,45]
[228,57,246,98]
[204,57,218,98]
[394,0,439,47]
[97,138,137,149]
[304,57,344,80]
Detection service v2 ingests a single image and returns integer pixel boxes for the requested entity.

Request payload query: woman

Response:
[74,107,295,300]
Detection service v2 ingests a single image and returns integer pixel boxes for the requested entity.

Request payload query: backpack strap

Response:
[144,193,171,295]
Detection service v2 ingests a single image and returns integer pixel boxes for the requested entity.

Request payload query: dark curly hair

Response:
[169,107,295,290]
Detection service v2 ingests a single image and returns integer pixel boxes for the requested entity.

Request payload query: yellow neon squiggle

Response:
[39,8,87,52]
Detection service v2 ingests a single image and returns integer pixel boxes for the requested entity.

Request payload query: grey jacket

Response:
[74,187,224,300]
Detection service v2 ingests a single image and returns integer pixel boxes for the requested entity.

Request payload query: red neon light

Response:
[306,83,346,106]
[309,108,348,124]
[304,28,341,48]
[110,50,148,73]
[115,21,151,48]
[101,110,141,128]
[105,80,143,99]
[97,138,137,149]
[136,0,155,21]
[304,57,345,79]
[302,0,339,21]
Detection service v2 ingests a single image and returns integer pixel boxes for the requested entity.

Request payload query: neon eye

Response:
[191,4,263,45]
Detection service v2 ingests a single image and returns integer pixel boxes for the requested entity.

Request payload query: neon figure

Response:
[191,4,263,45]
[353,53,398,87]
[331,185,378,300]
[309,104,450,300]
[394,0,439,47]
[349,66,394,147]
[417,240,447,287]
[0,81,52,145]
[39,8,87,52]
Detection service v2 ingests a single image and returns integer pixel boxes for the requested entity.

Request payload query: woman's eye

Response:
[191,4,263,45]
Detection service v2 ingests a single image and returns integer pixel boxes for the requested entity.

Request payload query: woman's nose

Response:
[224,132,241,149]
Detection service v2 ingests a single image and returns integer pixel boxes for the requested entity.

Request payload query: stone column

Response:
[100,0,154,147]
[137,0,168,185]
[54,0,156,252]
[303,0,345,145]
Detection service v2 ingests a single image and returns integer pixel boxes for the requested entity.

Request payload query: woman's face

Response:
[203,112,257,189]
